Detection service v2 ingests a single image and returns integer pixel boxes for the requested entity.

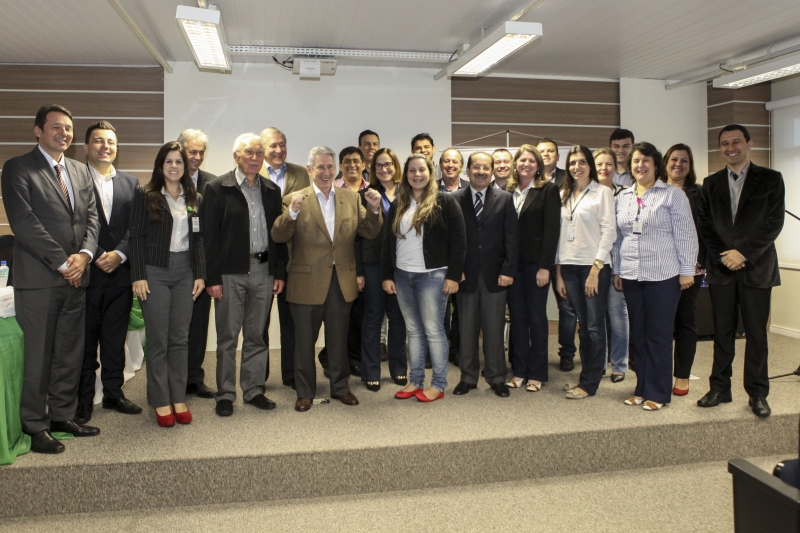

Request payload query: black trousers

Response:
[709,274,771,398]
[443,294,460,356]
[263,287,296,382]
[187,288,211,385]
[317,290,363,370]
[672,276,702,379]
[79,285,133,404]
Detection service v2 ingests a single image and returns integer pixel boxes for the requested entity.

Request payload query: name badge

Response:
[566,226,575,242]
[632,221,643,235]
[192,217,200,233]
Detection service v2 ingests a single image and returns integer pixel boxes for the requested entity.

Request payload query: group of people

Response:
[1,104,784,455]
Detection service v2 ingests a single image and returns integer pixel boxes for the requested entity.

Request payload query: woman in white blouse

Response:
[555,146,616,399]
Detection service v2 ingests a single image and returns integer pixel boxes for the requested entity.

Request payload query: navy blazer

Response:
[515,181,561,271]
[455,186,518,293]
[697,162,784,288]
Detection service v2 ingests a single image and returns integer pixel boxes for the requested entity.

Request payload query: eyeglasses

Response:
[314,164,335,173]
[375,162,394,170]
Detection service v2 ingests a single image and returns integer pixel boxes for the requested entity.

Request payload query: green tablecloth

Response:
[0,316,30,465]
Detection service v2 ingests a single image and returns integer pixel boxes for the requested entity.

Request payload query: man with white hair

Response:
[201,133,288,417]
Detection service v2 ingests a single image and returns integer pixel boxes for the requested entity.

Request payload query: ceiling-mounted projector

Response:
[292,56,337,79]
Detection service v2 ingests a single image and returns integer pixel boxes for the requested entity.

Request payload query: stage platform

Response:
[1,333,798,519]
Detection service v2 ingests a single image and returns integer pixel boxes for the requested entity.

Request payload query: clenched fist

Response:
[364,188,382,210]
[290,192,307,213]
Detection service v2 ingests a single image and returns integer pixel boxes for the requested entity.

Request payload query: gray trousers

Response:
[456,275,508,385]
[16,285,85,433]
[139,252,194,407]
[215,260,273,403]
[290,270,352,400]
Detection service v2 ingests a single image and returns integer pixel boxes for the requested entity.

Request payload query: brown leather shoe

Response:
[294,398,312,412]
[332,392,359,406]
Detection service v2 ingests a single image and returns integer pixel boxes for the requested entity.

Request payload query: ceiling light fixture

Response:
[713,53,800,89]
[176,4,230,72]
[227,45,453,63]
[435,21,542,80]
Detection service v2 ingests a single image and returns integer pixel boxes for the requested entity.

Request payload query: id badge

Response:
[566,226,575,242]
[632,221,643,235]
[192,217,200,233]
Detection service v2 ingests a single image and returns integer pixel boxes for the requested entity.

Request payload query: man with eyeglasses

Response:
[271,146,382,412]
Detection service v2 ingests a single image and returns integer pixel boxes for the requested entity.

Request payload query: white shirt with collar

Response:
[89,164,127,263]
[162,185,190,252]
[289,182,336,242]
[556,180,616,265]
[512,180,535,216]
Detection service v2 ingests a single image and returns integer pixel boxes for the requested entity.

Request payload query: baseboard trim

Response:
[770,325,800,339]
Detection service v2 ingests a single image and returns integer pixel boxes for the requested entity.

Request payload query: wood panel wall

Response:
[451,77,620,151]
[0,65,164,234]
[706,81,771,173]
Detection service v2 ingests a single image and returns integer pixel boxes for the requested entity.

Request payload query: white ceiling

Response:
[1,0,800,81]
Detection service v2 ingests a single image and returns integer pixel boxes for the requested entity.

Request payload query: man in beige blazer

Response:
[271,146,382,412]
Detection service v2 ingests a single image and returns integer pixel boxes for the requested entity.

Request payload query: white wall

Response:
[164,63,452,175]
[619,78,708,178]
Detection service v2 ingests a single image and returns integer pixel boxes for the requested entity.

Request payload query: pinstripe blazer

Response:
[128,185,206,282]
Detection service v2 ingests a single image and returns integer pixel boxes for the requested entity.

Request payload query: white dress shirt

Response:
[162,185,190,252]
[89,164,127,263]
[512,180,535,216]
[556,180,616,265]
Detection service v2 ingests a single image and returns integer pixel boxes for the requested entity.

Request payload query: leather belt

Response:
[249,251,268,263]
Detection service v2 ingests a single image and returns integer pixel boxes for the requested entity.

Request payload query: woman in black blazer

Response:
[662,143,705,397]
[505,144,561,392]
[356,148,407,392]
[130,141,206,427]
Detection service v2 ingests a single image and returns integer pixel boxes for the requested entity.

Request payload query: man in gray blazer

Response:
[1,104,101,453]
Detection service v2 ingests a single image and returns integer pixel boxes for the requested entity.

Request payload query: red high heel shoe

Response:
[172,405,192,425]
[155,408,175,427]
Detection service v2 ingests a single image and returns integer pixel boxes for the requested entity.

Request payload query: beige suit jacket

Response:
[271,185,381,305]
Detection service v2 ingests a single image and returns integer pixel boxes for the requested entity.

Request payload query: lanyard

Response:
[568,187,590,222]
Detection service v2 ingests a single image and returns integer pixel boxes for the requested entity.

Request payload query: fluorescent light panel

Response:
[452,21,542,77]
[228,45,452,63]
[713,53,800,89]
[176,5,230,71]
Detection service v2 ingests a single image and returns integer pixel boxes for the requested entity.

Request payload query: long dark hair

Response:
[625,142,663,181]
[561,145,598,206]
[145,141,197,223]
[660,143,697,187]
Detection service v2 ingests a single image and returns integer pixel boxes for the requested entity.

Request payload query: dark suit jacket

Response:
[354,184,390,276]
[89,168,139,288]
[516,181,561,270]
[195,169,214,196]
[1,147,99,288]
[455,186,518,293]
[552,168,566,189]
[201,171,287,287]
[438,177,469,193]
[683,184,707,269]
[697,163,784,288]
[128,186,206,282]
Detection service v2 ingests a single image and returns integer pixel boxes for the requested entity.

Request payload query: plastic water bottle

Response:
[0,261,8,288]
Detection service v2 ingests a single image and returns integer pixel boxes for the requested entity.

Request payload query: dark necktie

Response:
[474,191,483,222]
[54,164,72,211]
[730,170,739,181]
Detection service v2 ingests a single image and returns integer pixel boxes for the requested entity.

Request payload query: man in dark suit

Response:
[697,124,785,418]
[259,128,311,389]
[75,121,141,425]
[1,104,101,453]
[453,152,518,397]
[179,129,217,399]
[537,138,577,372]
[271,146,382,412]
[203,133,288,417]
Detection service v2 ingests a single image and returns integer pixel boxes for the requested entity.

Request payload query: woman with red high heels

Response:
[130,141,206,427]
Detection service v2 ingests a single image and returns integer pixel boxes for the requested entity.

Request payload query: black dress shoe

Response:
[453,381,477,395]
[611,373,625,383]
[749,396,771,418]
[28,430,65,454]
[491,382,510,397]
[215,399,234,417]
[349,363,362,377]
[74,403,93,425]
[245,395,277,410]
[380,343,389,361]
[282,379,296,390]
[697,390,733,407]
[50,420,100,437]
[102,397,143,415]
[559,356,575,372]
[187,381,215,398]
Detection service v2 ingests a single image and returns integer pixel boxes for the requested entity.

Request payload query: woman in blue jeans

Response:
[554,146,616,399]
[382,154,466,402]
[505,145,561,392]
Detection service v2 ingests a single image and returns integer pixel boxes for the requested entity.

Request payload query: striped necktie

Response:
[54,164,72,211]
[474,191,483,222]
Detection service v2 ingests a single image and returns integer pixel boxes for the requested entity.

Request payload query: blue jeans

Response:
[394,268,449,392]
[561,265,610,395]
[606,274,629,373]
[507,261,550,382]
[361,263,407,381]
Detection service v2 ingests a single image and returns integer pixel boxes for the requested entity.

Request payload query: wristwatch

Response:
[593,259,604,270]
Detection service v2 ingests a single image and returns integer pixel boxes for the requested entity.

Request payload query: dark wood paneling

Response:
[452,124,617,149]
[707,150,770,173]
[0,118,164,144]
[708,125,770,149]
[0,91,163,118]
[0,66,163,92]
[708,101,768,128]
[452,100,618,126]
[452,77,619,103]
[707,82,771,106]
[707,103,736,128]
[0,145,159,172]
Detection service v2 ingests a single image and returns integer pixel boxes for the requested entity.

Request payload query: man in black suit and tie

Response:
[179,129,217,399]
[697,124,785,418]
[75,121,141,424]
[453,152,518,397]
[537,138,577,372]
[1,104,101,453]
